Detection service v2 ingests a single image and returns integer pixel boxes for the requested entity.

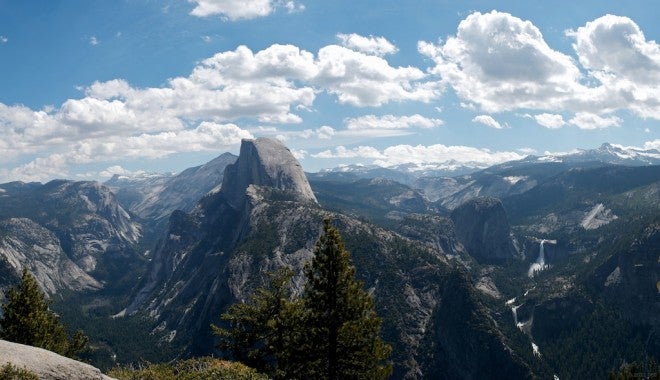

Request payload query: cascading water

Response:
[528,239,548,277]
[532,342,541,357]
[512,305,524,328]
[505,298,520,326]
[506,298,526,329]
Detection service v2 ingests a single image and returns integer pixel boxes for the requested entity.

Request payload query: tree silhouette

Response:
[214,218,391,379]
[212,267,304,379]
[0,268,87,357]
[301,218,391,380]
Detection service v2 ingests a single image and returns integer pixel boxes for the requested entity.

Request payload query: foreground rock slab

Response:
[0,339,114,380]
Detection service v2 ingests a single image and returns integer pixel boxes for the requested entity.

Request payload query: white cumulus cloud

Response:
[313,146,386,159]
[188,0,303,20]
[283,1,304,13]
[375,144,524,169]
[571,15,660,85]
[345,114,442,130]
[188,0,272,20]
[472,115,503,129]
[0,39,443,183]
[289,148,308,160]
[419,11,582,113]
[534,113,565,129]
[82,122,254,159]
[2,154,70,183]
[643,139,660,151]
[569,14,660,119]
[315,45,438,106]
[419,11,660,124]
[569,112,622,129]
[2,122,253,182]
[337,33,398,56]
[312,143,524,171]
[99,165,146,178]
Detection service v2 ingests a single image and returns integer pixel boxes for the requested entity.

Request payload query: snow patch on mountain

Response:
[605,266,622,287]
[581,203,618,230]
[503,176,527,184]
[536,143,660,166]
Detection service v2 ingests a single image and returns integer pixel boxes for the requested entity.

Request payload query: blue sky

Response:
[0,0,658,182]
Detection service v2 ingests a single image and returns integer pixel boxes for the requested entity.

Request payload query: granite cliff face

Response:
[106,153,237,222]
[419,269,533,379]
[124,138,459,378]
[221,138,316,210]
[125,138,319,326]
[450,197,519,263]
[0,218,101,295]
[0,180,141,296]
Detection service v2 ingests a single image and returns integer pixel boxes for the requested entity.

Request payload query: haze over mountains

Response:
[0,138,658,379]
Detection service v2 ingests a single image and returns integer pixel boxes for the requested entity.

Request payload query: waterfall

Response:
[528,239,548,277]
[511,304,519,325]
[506,298,525,328]
[532,342,541,357]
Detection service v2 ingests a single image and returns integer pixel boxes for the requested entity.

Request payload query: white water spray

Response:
[511,304,519,325]
[532,342,541,357]
[528,239,548,277]
[512,305,526,329]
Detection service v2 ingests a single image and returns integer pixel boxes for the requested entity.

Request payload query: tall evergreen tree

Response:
[214,218,391,379]
[0,268,87,358]
[212,267,305,380]
[301,218,392,380]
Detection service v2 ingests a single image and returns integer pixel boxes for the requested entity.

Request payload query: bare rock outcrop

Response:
[106,152,237,222]
[0,180,142,297]
[0,339,114,380]
[221,138,317,209]
[0,218,101,295]
[450,197,519,263]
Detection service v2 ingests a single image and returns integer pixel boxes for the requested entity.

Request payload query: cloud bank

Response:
[1,11,658,182]
[188,0,304,20]
[0,36,439,181]
[313,143,525,171]
[419,11,660,123]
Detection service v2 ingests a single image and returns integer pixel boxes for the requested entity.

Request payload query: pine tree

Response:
[213,218,392,379]
[212,267,305,380]
[0,268,87,358]
[301,218,392,380]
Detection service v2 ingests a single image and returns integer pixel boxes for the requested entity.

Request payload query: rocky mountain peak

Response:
[450,196,519,263]
[221,138,317,209]
[105,152,237,226]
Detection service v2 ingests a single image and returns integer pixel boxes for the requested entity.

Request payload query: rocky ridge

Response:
[0,339,114,380]
[450,197,519,263]
[0,180,141,295]
[0,218,101,295]
[106,153,237,222]
[221,138,316,209]
[122,138,536,378]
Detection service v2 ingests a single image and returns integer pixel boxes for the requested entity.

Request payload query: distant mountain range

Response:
[527,142,660,166]
[0,140,657,378]
[0,180,142,296]
[312,142,660,181]
[106,153,237,223]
